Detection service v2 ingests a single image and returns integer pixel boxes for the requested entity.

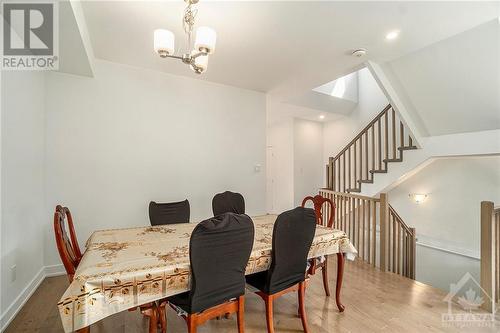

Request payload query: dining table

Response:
[57,214,357,332]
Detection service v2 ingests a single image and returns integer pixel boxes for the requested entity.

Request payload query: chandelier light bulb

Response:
[195,26,217,54]
[154,29,175,57]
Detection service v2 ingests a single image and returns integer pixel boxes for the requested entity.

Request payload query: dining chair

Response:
[148,199,190,225]
[212,191,245,216]
[301,194,335,296]
[53,205,82,283]
[54,205,160,333]
[159,213,254,333]
[245,207,316,333]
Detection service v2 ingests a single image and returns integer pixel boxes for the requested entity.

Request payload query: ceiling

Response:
[80,1,499,101]
[383,19,500,136]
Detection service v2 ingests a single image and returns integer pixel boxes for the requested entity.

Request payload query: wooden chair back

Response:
[53,205,82,282]
[301,194,335,228]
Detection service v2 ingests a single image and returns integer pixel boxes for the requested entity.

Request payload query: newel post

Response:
[379,193,389,272]
[480,201,495,313]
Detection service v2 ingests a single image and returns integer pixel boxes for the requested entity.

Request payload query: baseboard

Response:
[0,267,45,332]
[0,264,66,332]
[44,264,66,277]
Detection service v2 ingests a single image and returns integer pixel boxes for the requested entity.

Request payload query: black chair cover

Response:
[148,200,190,226]
[168,213,254,314]
[246,207,316,295]
[212,191,245,216]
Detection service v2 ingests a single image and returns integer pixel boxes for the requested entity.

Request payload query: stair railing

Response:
[480,201,500,312]
[319,189,416,279]
[326,104,417,193]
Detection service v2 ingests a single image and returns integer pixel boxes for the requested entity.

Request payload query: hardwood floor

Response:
[5,258,498,332]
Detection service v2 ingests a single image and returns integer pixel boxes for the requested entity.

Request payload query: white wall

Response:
[293,119,323,206]
[266,114,294,214]
[382,19,500,136]
[388,156,500,290]
[44,60,267,266]
[416,245,479,293]
[266,97,325,213]
[1,71,46,323]
[323,67,388,164]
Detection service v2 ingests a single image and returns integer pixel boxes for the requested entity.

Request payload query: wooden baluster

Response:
[410,228,416,279]
[354,140,357,189]
[377,119,382,170]
[357,198,361,255]
[397,224,401,275]
[402,232,406,277]
[379,193,389,272]
[400,121,404,155]
[392,213,396,273]
[360,135,363,182]
[326,164,330,189]
[348,147,351,190]
[409,135,413,147]
[384,110,389,166]
[497,211,500,302]
[347,197,351,240]
[362,199,366,260]
[365,131,369,180]
[392,109,396,159]
[481,201,495,312]
[371,125,375,176]
[373,201,377,267]
[330,158,334,191]
[343,153,346,192]
[367,200,371,264]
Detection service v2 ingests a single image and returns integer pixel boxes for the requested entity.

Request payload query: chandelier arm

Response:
[190,51,208,59]
[163,54,185,60]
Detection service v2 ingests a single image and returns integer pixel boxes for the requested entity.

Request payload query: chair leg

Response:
[141,305,158,333]
[335,253,345,312]
[237,296,245,333]
[187,315,197,333]
[158,301,167,333]
[298,282,309,333]
[264,296,274,333]
[322,260,331,296]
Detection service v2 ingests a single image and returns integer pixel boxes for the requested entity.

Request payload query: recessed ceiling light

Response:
[385,30,400,40]
[319,115,325,120]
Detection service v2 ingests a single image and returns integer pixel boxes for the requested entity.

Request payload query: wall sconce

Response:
[409,193,427,204]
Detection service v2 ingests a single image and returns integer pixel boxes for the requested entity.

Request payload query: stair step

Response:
[357,179,374,184]
[383,158,403,163]
[346,188,361,193]
[370,169,387,174]
[398,145,418,151]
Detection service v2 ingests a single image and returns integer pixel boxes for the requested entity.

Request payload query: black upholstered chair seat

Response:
[245,271,268,293]
[167,291,191,313]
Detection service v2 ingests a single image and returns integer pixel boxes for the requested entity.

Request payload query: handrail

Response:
[389,204,412,233]
[333,105,392,160]
[326,104,417,193]
[319,188,380,202]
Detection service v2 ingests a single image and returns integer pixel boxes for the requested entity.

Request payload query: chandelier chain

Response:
[183,2,198,47]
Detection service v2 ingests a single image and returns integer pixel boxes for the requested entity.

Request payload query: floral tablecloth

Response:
[57,214,357,332]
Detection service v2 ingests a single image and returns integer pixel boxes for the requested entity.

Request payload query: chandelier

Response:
[154,0,216,74]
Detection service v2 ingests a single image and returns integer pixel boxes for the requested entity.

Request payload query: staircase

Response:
[326,104,418,193]
[319,104,418,280]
